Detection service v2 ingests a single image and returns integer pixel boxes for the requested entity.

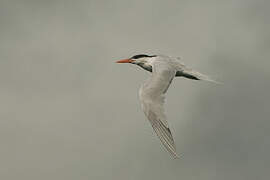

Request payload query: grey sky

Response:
[1,0,270,179]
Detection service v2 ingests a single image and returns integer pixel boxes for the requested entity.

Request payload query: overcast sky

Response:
[1,0,270,179]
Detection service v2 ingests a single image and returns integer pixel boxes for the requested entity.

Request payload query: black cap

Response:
[131,54,156,59]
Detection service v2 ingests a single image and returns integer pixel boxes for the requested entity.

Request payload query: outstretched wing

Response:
[174,57,221,83]
[139,59,179,158]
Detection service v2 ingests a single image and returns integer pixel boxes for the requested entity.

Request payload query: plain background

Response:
[1,0,270,179]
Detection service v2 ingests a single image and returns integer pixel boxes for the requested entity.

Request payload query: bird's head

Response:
[116,54,156,72]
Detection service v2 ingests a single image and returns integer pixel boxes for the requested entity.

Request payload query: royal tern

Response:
[116,54,218,158]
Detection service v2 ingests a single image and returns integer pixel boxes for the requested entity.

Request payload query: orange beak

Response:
[116,59,134,63]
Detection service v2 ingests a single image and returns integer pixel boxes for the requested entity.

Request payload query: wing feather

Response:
[139,58,179,158]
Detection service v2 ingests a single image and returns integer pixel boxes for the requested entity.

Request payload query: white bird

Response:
[116,54,219,158]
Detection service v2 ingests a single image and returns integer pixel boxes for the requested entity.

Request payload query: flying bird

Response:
[116,54,219,158]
